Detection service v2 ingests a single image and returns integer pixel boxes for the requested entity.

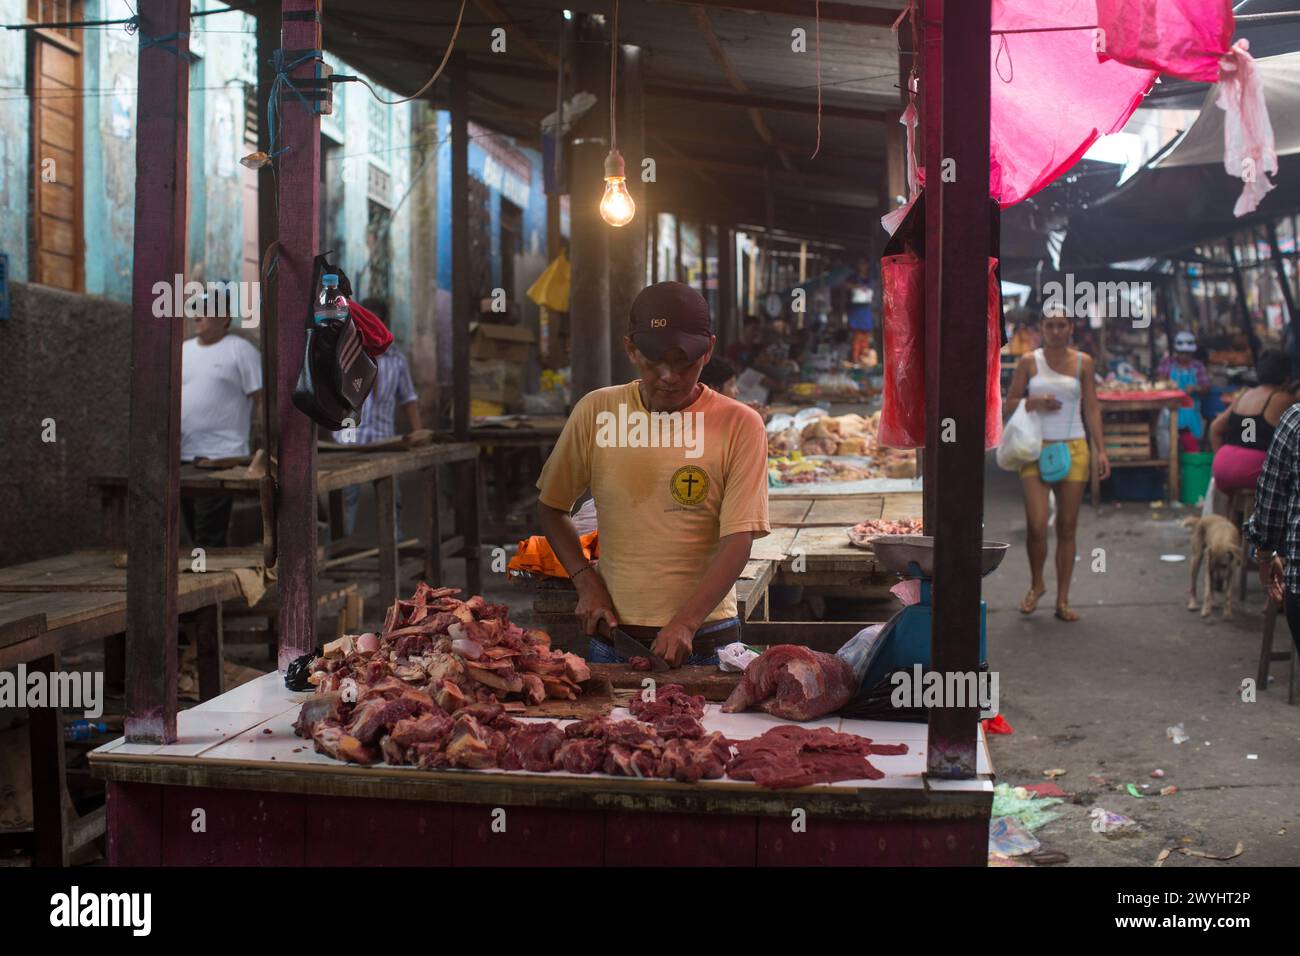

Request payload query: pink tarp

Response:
[1094,0,1234,82]
[990,0,1157,206]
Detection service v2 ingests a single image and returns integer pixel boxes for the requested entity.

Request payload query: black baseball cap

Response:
[628,281,713,362]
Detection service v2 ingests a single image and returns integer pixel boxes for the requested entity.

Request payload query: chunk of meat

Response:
[562,653,591,684]
[628,656,653,672]
[501,722,565,772]
[628,684,705,721]
[604,744,660,778]
[656,732,733,783]
[293,692,342,738]
[650,714,706,740]
[721,645,856,721]
[445,715,506,769]
[408,742,450,770]
[336,733,380,765]
[389,711,454,749]
[521,672,546,706]
[563,718,610,741]
[725,725,908,789]
[433,679,468,714]
[555,738,606,774]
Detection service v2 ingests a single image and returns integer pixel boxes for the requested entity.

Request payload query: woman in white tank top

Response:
[1004,311,1111,622]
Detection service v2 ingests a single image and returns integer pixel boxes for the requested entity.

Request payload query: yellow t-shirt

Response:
[537,381,771,627]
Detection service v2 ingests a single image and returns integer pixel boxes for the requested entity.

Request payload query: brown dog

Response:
[1184,515,1243,619]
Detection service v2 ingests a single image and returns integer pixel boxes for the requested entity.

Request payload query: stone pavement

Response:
[980,457,1300,867]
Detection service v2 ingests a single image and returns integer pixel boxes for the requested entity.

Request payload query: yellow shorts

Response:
[1019,437,1090,483]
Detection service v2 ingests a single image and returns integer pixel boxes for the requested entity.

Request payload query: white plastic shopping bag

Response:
[995,400,1042,471]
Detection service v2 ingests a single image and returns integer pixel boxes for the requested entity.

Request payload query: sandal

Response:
[1054,603,1080,622]
[1019,588,1046,614]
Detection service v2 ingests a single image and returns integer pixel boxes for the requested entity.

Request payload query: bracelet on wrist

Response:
[571,564,594,582]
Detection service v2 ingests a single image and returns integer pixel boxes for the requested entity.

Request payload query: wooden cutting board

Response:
[510,677,622,720]
[588,664,741,701]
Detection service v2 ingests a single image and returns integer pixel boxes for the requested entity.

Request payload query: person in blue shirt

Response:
[844,258,876,364]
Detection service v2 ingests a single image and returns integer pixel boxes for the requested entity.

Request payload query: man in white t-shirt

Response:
[181,294,263,547]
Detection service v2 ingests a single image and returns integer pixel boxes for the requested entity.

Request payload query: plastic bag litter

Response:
[1090,807,1140,836]
[996,400,1043,470]
[1167,723,1190,745]
[765,414,797,435]
[989,815,1041,857]
[717,642,760,673]
[835,623,886,685]
[793,406,830,427]
[992,783,1066,831]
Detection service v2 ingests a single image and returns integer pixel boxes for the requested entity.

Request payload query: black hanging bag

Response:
[291,253,377,429]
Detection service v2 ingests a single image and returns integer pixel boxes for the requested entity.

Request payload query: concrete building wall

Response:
[0,0,30,281]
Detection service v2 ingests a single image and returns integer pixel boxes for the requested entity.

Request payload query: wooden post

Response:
[1229,241,1261,364]
[920,0,943,534]
[925,0,990,780]
[30,653,69,866]
[195,603,225,702]
[717,223,735,351]
[569,12,611,400]
[256,1,280,452]
[608,43,645,385]
[124,0,189,744]
[424,465,444,585]
[451,53,471,437]
[1266,220,1300,367]
[274,0,322,671]
[375,476,399,610]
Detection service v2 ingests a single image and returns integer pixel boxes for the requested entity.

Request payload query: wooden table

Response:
[90,441,483,610]
[89,673,993,866]
[1094,392,1192,506]
[0,550,245,866]
[464,417,566,535]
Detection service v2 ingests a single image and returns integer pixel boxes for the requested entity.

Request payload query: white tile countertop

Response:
[91,672,993,793]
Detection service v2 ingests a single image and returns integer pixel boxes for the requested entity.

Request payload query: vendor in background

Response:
[1209,349,1297,496]
[332,298,421,537]
[700,356,740,399]
[1006,312,1041,357]
[844,258,875,364]
[1245,402,1300,657]
[537,281,771,667]
[1004,308,1111,622]
[725,314,766,370]
[180,288,263,548]
[1157,331,1210,450]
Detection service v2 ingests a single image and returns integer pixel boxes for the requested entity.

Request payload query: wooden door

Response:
[28,2,84,291]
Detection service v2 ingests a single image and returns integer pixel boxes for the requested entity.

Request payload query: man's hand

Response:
[1259,553,1285,604]
[651,619,695,668]
[574,570,618,636]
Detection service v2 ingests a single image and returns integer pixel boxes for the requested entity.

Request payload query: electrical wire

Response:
[350,0,468,105]
[609,0,619,153]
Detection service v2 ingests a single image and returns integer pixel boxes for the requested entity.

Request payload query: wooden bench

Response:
[1258,596,1298,705]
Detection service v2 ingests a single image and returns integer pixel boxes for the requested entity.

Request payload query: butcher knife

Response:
[605,625,671,672]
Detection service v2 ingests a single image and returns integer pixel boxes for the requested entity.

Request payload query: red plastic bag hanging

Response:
[878,252,926,450]
[985,257,1004,451]
[346,299,394,358]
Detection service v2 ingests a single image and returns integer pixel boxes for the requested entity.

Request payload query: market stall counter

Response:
[1094,389,1193,506]
[88,671,993,866]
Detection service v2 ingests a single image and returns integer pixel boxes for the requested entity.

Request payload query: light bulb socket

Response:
[604,149,626,179]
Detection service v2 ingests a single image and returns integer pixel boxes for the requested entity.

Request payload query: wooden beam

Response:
[256,1,280,455]
[569,12,612,400]
[125,0,189,744]
[926,0,991,781]
[451,53,471,438]
[274,0,322,671]
[653,0,900,27]
[473,0,558,67]
[689,6,794,172]
[645,83,891,120]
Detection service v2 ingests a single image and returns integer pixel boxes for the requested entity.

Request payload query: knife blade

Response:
[610,627,672,672]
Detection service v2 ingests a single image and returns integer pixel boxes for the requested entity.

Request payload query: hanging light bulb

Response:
[600,148,635,227]
[598,0,635,227]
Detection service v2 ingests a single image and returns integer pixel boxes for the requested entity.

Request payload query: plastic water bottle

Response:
[64,720,108,742]
[314,273,349,324]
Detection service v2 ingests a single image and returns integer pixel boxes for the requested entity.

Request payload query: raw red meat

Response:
[722,645,856,721]
[555,738,606,774]
[656,732,733,783]
[445,715,507,769]
[628,684,705,721]
[501,722,565,772]
[628,656,653,671]
[725,725,908,789]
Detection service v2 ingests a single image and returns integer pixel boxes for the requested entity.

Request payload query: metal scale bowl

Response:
[841,535,1010,720]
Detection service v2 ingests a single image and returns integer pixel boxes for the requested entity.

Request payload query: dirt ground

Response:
[979,458,1300,867]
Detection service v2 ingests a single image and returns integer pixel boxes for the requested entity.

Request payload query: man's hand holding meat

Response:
[537,282,771,668]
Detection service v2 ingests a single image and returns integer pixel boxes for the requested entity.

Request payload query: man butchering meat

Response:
[537,282,771,667]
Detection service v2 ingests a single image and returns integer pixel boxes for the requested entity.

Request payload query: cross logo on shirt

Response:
[670,465,709,506]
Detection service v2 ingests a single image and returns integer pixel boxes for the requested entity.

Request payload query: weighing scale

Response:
[841,535,1009,720]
